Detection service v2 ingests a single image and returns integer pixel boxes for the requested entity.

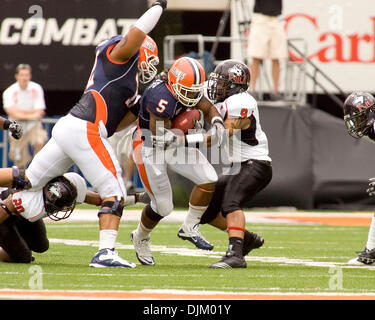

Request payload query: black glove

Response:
[4,120,23,140]
[152,0,167,10]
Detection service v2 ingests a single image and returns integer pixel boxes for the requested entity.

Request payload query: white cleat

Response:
[89,248,136,268]
[130,230,155,266]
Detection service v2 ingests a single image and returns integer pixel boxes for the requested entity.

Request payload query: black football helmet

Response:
[43,176,78,221]
[207,59,250,103]
[343,91,375,139]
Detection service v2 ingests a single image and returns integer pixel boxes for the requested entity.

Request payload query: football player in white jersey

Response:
[198,60,273,268]
[343,91,375,266]
[0,172,149,263]
[0,172,88,263]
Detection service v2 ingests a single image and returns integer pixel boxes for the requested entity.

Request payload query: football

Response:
[171,108,201,135]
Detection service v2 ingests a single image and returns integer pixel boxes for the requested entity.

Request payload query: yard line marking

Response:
[48,238,375,270]
[63,209,374,226]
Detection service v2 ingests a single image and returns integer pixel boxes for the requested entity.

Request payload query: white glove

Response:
[210,120,225,148]
[367,177,375,196]
[193,109,205,132]
[151,127,185,149]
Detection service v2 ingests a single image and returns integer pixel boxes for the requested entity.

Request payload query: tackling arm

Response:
[109,1,166,63]
[195,96,225,147]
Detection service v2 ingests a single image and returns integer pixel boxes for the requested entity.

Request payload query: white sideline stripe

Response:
[48,238,375,270]
[61,208,374,224]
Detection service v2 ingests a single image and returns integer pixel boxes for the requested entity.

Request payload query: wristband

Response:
[211,116,223,125]
[185,133,204,146]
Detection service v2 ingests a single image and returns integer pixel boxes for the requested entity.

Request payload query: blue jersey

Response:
[70,35,139,137]
[138,80,186,130]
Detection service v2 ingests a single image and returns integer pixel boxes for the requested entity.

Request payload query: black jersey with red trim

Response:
[70,35,139,137]
[138,80,186,130]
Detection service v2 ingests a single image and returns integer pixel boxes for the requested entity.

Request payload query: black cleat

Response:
[348,248,375,265]
[242,231,264,256]
[209,250,247,268]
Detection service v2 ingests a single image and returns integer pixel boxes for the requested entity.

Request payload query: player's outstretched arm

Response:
[195,96,225,147]
[110,0,167,63]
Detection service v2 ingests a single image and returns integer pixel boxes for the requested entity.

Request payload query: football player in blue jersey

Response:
[130,56,226,265]
[0,0,167,268]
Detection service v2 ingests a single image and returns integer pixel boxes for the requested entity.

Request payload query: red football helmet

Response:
[138,35,159,84]
[168,57,205,107]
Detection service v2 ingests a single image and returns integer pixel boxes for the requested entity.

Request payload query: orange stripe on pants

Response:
[133,126,153,196]
[86,122,117,178]
[90,90,108,124]
[86,90,116,178]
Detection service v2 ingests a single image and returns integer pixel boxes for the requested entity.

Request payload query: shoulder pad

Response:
[225,92,257,119]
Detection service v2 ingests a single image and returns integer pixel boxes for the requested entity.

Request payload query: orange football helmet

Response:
[168,57,205,107]
[138,35,159,84]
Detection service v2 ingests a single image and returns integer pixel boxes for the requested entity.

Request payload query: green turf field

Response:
[1,220,374,295]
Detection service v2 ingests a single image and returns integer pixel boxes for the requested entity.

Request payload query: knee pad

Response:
[98,199,124,218]
[154,200,173,217]
[144,204,164,222]
[12,166,31,190]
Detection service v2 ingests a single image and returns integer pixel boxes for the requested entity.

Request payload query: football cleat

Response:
[242,231,264,256]
[209,250,247,269]
[130,230,155,265]
[348,248,375,265]
[178,224,214,251]
[89,248,136,268]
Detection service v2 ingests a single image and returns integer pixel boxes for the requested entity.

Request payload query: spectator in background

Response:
[247,0,287,101]
[2,64,48,168]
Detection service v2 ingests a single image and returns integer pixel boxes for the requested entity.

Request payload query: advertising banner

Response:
[232,0,375,93]
[0,0,147,91]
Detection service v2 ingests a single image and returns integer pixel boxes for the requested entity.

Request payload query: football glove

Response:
[367,177,375,197]
[5,120,23,140]
[152,0,167,10]
[193,109,205,132]
[152,127,184,149]
[210,119,225,148]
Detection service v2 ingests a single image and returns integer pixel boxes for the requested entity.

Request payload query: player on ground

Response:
[0,172,88,263]
[0,172,150,263]
[201,60,272,268]
[343,91,375,266]
[0,0,166,268]
[130,56,226,265]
